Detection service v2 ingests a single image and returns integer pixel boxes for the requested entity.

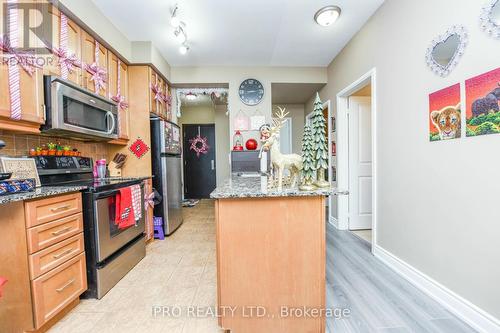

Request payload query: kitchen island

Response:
[211,175,333,333]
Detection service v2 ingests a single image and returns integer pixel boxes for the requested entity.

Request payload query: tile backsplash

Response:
[0,131,110,161]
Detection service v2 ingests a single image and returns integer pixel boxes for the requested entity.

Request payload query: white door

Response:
[279,117,292,154]
[348,97,372,230]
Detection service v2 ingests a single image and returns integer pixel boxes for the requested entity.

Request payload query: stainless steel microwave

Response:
[42,76,118,140]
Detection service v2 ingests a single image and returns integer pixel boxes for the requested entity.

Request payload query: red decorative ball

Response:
[245,138,258,150]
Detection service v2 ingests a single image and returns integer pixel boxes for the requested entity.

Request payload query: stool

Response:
[153,217,165,240]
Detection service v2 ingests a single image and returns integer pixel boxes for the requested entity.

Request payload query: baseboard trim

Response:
[328,216,338,228]
[373,244,500,333]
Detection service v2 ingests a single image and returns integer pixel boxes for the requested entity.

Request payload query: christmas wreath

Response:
[189,135,210,157]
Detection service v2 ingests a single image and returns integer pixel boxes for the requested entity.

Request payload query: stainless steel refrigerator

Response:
[150,117,183,235]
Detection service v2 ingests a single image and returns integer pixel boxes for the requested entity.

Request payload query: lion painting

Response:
[430,103,461,140]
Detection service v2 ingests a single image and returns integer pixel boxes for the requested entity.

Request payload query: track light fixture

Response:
[171,4,190,55]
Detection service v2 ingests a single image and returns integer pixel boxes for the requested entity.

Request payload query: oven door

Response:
[94,185,145,262]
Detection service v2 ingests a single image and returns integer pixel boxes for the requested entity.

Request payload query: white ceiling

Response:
[272,83,326,104]
[91,0,384,67]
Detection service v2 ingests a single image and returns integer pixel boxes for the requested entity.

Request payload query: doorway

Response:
[182,124,217,199]
[336,68,377,248]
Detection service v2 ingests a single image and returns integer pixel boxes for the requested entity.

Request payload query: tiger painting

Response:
[430,103,461,140]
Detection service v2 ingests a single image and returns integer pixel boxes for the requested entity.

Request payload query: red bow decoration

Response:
[0,35,40,76]
[144,191,155,210]
[0,276,8,298]
[161,92,172,106]
[111,94,129,110]
[52,47,81,74]
[84,62,107,92]
[151,83,164,104]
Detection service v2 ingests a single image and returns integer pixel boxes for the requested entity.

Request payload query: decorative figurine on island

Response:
[259,93,330,192]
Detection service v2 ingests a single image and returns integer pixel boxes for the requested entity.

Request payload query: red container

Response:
[245,138,258,150]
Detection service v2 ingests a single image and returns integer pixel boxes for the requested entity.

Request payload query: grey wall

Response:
[310,0,500,320]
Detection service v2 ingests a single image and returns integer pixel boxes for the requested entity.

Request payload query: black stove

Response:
[34,156,146,299]
[35,156,142,192]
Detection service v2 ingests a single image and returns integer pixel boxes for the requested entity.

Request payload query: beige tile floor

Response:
[49,199,224,333]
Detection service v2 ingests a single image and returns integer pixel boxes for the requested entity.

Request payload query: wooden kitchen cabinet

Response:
[108,52,130,142]
[42,4,82,86]
[0,192,87,332]
[81,30,108,97]
[149,68,172,120]
[0,2,45,134]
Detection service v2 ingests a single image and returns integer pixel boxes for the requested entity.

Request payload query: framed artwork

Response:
[429,83,461,141]
[0,157,41,187]
[465,67,500,137]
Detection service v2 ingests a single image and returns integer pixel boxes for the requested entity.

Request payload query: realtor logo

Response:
[2,1,53,54]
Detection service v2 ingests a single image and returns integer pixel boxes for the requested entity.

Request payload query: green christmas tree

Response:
[311,92,329,188]
[299,124,316,190]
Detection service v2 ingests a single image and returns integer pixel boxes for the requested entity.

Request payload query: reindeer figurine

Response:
[259,107,303,191]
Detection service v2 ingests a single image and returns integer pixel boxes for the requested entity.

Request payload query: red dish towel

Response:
[115,187,135,229]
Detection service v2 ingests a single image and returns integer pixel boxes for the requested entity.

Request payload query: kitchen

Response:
[1,1,497,333]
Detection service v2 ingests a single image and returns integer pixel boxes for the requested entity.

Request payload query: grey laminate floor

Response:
[326,224,476,333]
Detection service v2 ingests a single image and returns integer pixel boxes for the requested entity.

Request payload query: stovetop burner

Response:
[53,177,145,192]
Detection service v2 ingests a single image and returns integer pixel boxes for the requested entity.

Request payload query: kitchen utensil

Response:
[0,173,12,180]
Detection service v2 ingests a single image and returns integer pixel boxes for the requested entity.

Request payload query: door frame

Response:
[336,68,377,249]
[181,123,217,199]
[306,99,333,223]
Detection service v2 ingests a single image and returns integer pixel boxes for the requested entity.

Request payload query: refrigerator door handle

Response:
[211,160,215,170]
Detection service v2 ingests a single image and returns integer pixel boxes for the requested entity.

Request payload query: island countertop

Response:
[210,174,334,199]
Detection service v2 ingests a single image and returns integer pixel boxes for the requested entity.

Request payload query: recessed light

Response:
[179,44,189,55]
[314,6,341,27]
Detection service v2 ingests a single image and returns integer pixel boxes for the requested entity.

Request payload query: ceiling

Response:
[91,0,384,67]
[272,83,326,104]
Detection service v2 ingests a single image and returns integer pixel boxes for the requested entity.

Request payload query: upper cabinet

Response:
[81,31,108,97]
[0,0,44,134]
[43,5,81,86]
[149,69,172,121]
[108,52,130,142]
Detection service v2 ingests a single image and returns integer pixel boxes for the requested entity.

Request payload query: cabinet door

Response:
[0,2,44,131]
[108,52,129,140]
[150,70,163,116]
[81,31,107,97]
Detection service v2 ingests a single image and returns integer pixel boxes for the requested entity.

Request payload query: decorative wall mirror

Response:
[480,0,500,38]
[425,25,468,77]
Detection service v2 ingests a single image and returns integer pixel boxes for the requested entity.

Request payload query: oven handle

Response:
[94,184,144,199]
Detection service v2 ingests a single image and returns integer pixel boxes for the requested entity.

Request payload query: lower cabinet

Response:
[0,192,87,332]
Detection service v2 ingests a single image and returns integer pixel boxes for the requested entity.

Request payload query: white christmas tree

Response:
[299,124,316,190]
[311,92,329,188]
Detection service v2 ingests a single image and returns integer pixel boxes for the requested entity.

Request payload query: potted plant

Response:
[72,148,78,156]
[40,145,48,156]
[56,144,64,156]
[35,147,42,156]
[47,142,57,156]
[63,145,72,156]
[29,148,36,156]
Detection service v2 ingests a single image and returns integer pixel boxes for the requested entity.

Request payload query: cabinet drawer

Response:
[25,193,82,228]
[29,233,84,279]
[32,253,87,328]
[27,213,83,254]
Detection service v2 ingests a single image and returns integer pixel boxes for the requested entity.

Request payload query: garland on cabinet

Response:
[0,0,40,120]
[48,13,81,80]
[84,41,107,93]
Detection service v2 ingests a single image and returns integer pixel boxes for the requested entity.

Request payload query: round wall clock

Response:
[239,78,264,106]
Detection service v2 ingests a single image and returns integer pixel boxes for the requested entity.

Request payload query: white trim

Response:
[373,244,500,333]
[336,68,377,248]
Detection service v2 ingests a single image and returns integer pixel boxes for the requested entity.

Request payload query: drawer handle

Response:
[53,248,76,259]
[51,226,72,236]
[55,278,75,293]
[51,204,71,212]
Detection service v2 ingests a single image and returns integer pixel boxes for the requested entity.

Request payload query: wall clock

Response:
[239,78,264,106]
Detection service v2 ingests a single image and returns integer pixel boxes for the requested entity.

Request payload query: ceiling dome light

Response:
[185,92,197,100]
[314,6,341,27]
[179,44,189,55]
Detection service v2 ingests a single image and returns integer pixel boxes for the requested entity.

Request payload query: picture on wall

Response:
[465,67,500,137]
[429,83,461,141]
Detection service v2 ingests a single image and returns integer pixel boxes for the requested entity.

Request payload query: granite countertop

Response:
[210,174,335,199]
[0,186,88,205]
